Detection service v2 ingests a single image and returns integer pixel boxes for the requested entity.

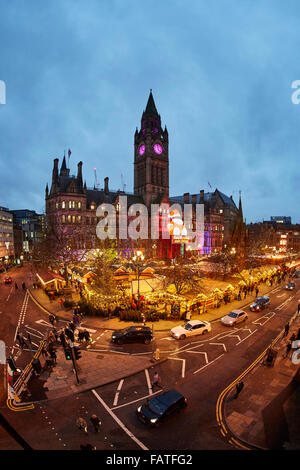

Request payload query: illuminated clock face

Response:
[154,143,163,154]
[139,144,145,156]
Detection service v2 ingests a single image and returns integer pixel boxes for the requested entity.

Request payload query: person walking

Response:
[49,314,55,326]
[90,414,101,433]
[296,327,300,341]
[15,282,18,290]
[49,349,57,364]
[297,301,300,315]
[76,417,88,433]
[22,282,26,291]
[255,287,259,298]
[151,371,162,390]
[59,330,66,347]
[16,332,25,349]
[83,329,90,343]
[233,381,244,399]
[284,323,290,337]
[26,332,32,347]
[283,341,292,359]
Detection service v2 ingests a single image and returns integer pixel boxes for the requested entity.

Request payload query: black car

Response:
[111,326,153,345]
[136,390,187,426]
[285,282,295,290]
[250,296,270,312]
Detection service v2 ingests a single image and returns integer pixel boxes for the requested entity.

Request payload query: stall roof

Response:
[36,270,65,284]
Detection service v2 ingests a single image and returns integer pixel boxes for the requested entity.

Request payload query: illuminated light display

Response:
[167,209,190,244]
[139,144,145,156]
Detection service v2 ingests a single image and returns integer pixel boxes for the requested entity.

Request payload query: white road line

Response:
[277,293,287,298]
[77,326,97,333]
[159,337,173,341]
[25,331,43,339]
[210,342,227,352]
[91,389,148,451]
[24,326,44,337]
[144,369,152,395]
[186,351,208,364]
[193,354,224,375]
[236,329,258,345]
[168,357,186,377]
[253,312,275,326]
[113,379,124,406]
[6,285,13,302]
[111,390,162,411]
[35,319,52,327]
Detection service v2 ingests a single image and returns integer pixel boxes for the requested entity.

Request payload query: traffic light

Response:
[7,356,17,373]
[64,346,72,361]
[73,346,81,361]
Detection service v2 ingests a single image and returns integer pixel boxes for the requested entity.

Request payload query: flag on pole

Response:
[208,181,212,189]
[68,149,71,157]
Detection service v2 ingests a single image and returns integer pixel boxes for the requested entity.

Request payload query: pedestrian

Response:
[90,414,101,433]
[296,328,300,341]
[16,332,25,349]
[15,282,18,290]
[151,371,162,390]
[49,314,55,326]
[297,301,300,315]
[284,323,290,337]
[49,349,57,363]
[283,341,292,359]
[255,287,259,297]
[185,310,191,322]
[76,417,88,433]
[83,329,90,343]
[69,322,76,332]
[59,331,66,347]
[26,332,32,346]
[233,381,244,399]
[22,282,26,290]
[65,328,75,343]
[289,333,296,343]
[52,328,58,342]
[78,331,84,343]
[80,442,96,451]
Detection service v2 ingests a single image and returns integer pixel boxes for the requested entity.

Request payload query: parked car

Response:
[4,276,12,284]
[285,282,295,290]
[170,320,211,340]
[136,390,187,426]
[221,309,248,326]
[250,296,270,312]
[111,326,154,345]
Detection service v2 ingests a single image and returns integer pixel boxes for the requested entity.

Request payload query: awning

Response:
[36,270,65,286]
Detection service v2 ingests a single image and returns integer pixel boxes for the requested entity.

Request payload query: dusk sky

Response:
[0,0,299,223]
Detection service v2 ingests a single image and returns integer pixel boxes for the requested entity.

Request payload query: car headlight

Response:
[137,406,142,412]
[112,335,116,339]
[150,418,158,424]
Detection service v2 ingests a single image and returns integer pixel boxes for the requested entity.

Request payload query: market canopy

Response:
[36,270,65,286]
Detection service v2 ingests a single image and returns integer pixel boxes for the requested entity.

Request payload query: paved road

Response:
[0,265,299,450]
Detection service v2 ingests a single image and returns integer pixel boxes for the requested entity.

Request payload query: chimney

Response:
[183,192,190,204]
[104,177,109,194]
[52,158,59,185]
[192,194,197,205]
[200,190,205,204]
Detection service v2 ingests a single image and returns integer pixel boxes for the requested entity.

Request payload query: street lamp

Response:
[132,250,144,304]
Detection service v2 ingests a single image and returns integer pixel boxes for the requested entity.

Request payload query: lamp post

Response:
[132,250,144,304]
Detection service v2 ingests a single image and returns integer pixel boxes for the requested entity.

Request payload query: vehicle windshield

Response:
[184,323,193,330]
[148,398,166,416]
[228,312,238,318]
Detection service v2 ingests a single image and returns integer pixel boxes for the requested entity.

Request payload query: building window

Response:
[68,215,71,223]
[78,216,81,223]
[62,215,66,223]
[78,202,81,209]
[62,201,65,209]
[90,204,95,210]
[55,202,59,209]
[72,215,76,223]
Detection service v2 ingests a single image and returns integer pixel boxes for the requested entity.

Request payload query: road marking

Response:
[6,285,13,302]
[236,329,258,345]
[168,357,186,377]
[275,296,293,311]
[111,390,162,411]
[91,389,148,450]
[113,379,124,406]
[277,293,287,298]
[35,319,52,327]
[210,342,227,352]
[77,326,97,334]
[159,337,173,341]
[193,353,224,374]
[253,312,275,326]
[144,369,152,395]
[24,325,44,337]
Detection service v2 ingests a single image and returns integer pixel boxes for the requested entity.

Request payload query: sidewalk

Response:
[29,280,279,332]
[224,314,300,450]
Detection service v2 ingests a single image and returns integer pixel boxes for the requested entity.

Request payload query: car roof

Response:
[187,320,205,326]
[230,309,245,314]
[152,390,184,406]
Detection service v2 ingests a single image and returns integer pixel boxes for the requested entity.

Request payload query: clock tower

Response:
[134,90,169,207]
